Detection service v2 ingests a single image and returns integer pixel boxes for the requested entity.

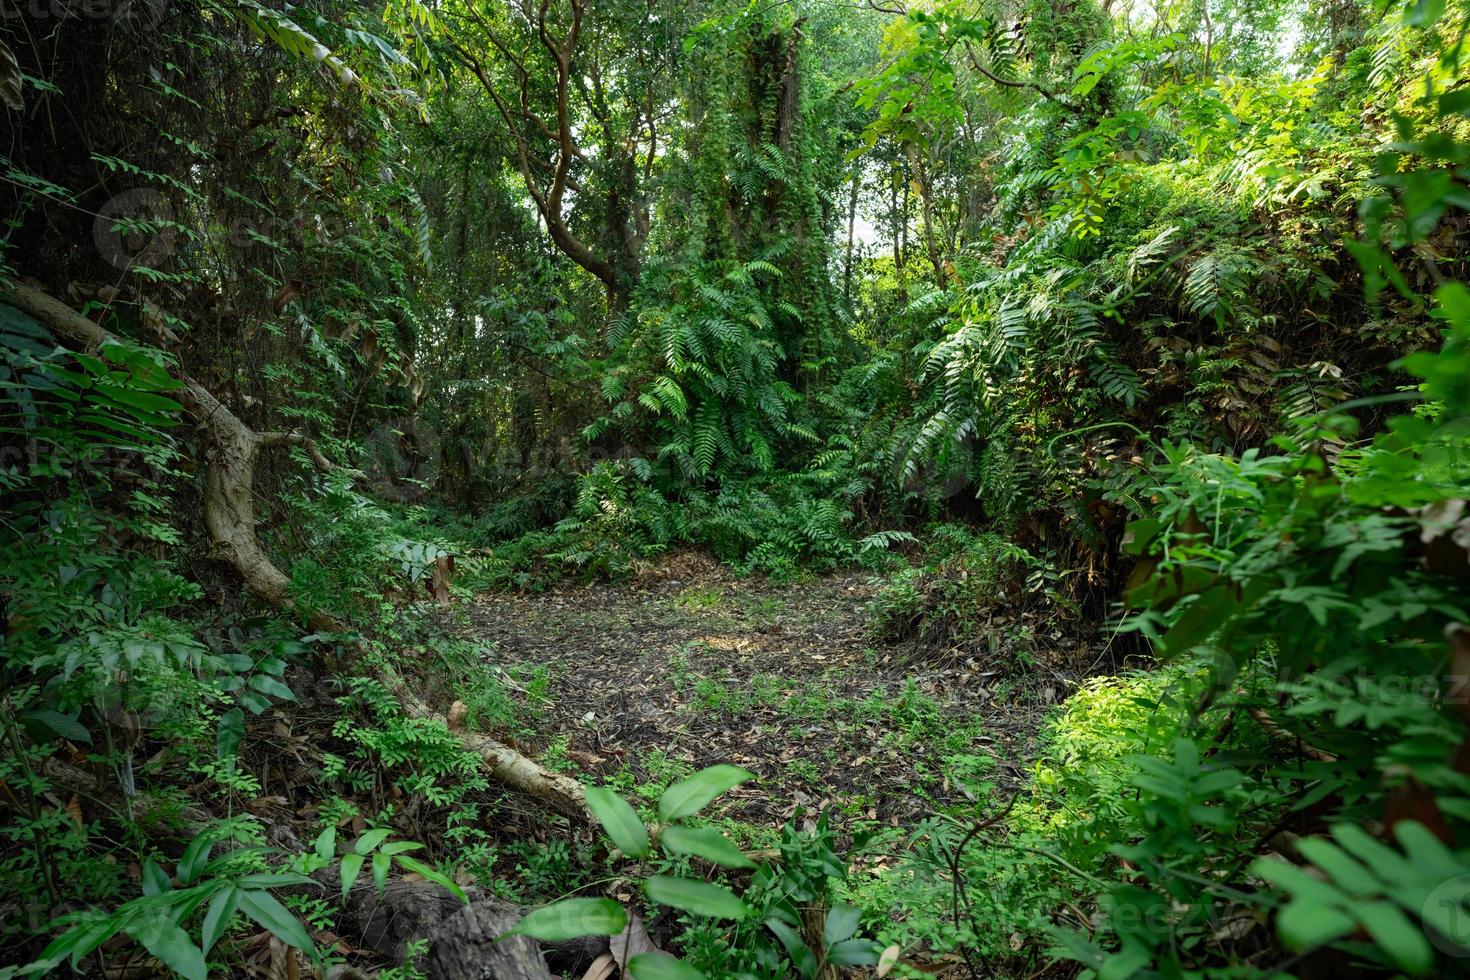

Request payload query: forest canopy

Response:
[2,0,1470,977]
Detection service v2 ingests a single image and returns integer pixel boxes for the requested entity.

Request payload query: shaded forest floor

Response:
[470,552,1077,838]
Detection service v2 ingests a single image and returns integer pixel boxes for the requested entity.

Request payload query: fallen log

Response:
[3,281,590,821]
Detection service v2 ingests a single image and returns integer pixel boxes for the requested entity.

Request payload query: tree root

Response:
[3,281,590,821]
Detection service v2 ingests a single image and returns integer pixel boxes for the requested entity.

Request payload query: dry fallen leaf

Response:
[579,953,617,980]
[610,911,658,968]
[65,793,83,830]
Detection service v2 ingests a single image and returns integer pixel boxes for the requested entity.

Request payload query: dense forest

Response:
[2,0,1469,976]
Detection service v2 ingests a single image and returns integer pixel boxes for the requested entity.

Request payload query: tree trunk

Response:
[843,168,860,306]
[1,281,591,822]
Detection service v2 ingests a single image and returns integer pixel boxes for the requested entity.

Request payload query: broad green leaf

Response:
[643,876,748,921]
[823,904,861,947]
[355,828,392,855]
[827,938,882,966]
[1157,586,1238,655]
[201,887,239,955]
[125,914,207,980]
[1252,857,1346,904]
[20,709,91,744]
[176,833,214,885]
[1356,901,1433,975]
[1395,820,1458,869]
[586,786,650,858]
[30,915,119,973]
[1296,838,1378,896]
[313,827,336,861]
[395,854,468,903]
[247,674,297,701]
[1277,900,1355,951]
[98,384,183,416]
[340,852,365,897]
[233,872,316,890]
[141,859,171,897]
[237,889,316,956]
[372,851,391,892]
[627,952,708,980]
[508,898,627,941]
[657,765,754,822]
[216,708,244,759]
[660,826,753,869]
[765,916,818,977]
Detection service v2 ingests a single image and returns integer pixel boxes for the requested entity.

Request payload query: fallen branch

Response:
[1245,706,1337,764]
[3,281,590,821]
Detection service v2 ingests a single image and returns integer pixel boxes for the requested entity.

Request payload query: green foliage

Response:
[26,830,319,980]
[473,458,905,584]
[1034,7,1470,971]
[5,0,1470,976]
[869,525,1055,659]
[522,765,883,979]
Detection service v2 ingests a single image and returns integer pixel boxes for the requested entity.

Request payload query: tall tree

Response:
[442,0,674,310]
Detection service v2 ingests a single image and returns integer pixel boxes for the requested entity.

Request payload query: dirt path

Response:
[471,553,1064,836]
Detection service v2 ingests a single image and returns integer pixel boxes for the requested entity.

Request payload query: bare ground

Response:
[470,552,1077,835]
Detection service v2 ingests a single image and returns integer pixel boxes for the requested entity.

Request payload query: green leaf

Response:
[1277,900,1355,951]
[585,786,650,858]
[233,872,316,890]
[657,765,754,822]
[247,674,297,701]
[1356,901,1433,975]
[1296,838,1377,896]
[823,904,861,947]
[765,916,819,977]
[237,889,316,956]
[339,853,365,898]
[124,913,207,980]
[216,708,244,759]
[508,898,627,941]
[660,826,753,869]
[355,829,392,855]
[643,876,748,921]
[1254,857,1345,904]
[141,858,171,897]
[627,952,709,980]
[30,915,119,973]
[394,854,468,903]
[313,827,336,861]
[201,887,239,955]
[1439,88,1470,118]
[1395,820,1458,869]
[176,833,214,885]
[372,851,391,892]
[1158,586,1238,655]
[97,384,183,416]
[827,938,881,966]
[20,709,91,744]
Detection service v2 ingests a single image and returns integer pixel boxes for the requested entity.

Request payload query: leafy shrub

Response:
[516,765,886,980]
[469,459,908,585]
[868,525,1063,662]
